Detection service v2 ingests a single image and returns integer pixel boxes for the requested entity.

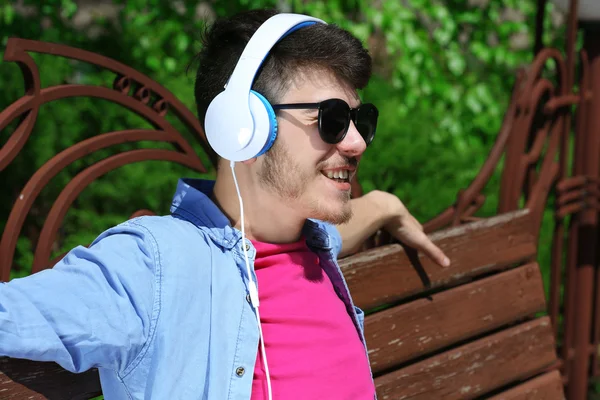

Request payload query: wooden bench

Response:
[342,209,563,399]
[0,209,564,399]
[0,39,565,398]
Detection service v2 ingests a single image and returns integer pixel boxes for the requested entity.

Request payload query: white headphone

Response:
[204,13,326,162]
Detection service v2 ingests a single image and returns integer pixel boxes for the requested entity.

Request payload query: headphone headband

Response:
[225,14,324,93]
[204,13,327,162]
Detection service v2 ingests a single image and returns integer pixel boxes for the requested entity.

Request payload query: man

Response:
[0,9,449,400]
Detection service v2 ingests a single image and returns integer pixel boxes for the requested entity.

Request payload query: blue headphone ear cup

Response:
[250,90,278,157]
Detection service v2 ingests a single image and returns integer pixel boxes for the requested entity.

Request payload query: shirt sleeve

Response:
[0,221,158,374]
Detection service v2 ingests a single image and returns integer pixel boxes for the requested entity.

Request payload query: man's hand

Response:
[336,190,450,268]
[380,192,450,267]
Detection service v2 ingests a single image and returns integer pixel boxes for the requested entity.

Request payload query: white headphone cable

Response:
[230,160,273,400]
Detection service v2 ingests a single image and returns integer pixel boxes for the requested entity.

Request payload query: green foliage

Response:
[0,0,564,285]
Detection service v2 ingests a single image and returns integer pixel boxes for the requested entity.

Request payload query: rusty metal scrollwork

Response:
[0,38,217,281]
[420,48,587,376]
[422,49,575,238]
[421,72,524,234]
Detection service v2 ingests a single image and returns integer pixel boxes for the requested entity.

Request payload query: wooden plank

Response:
[0,357,101,400]
[488,371,565,400]
[375,317,556,400]
[341,209,535,310]
[366,263,546,374]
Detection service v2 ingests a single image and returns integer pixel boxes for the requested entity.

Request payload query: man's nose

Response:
[336,121,367,158]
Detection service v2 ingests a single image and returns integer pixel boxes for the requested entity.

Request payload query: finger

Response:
[399,228,450,268]
[410,216,424,231]
[396,210,422,231]
[419,237,450,268]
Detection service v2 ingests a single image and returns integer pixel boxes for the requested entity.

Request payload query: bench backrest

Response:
[0,38,213,282]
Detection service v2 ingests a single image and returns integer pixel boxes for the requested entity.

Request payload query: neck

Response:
[212,162,306,244]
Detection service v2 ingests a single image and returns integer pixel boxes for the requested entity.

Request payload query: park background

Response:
[3,0,595,396]
[0,0,572,333]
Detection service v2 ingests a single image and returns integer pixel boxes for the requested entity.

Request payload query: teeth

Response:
[324,170,350,180]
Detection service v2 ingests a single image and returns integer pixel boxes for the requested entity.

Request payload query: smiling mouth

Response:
[321,169,351,183]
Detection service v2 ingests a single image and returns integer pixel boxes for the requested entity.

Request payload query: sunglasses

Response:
[271,98,378,146]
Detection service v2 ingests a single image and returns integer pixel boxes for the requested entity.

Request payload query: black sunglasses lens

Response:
[319,99,350,144]
[355,104,378,145]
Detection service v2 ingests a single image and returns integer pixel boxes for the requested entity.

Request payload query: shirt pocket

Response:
[354,306,365,332]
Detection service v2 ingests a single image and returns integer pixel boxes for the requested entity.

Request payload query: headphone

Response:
[204,13,326,162]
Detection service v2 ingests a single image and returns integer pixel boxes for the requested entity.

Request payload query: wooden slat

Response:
[341,209,535,310]
[488,371,565,400]
[0,358,101,400]
[366,263,546,374]
[375,317,556,400]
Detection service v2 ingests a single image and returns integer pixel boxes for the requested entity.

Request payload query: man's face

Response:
[256,71,367,225]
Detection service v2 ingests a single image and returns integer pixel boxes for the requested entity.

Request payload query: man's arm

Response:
[0,221,156,374]
[336,190,450,266]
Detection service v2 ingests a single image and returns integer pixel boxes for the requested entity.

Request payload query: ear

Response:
[241,157,258,165]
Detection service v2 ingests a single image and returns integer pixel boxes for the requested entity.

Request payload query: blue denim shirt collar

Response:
[169,178,332,251]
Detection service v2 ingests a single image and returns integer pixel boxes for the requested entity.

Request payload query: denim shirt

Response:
[0,179,370,399]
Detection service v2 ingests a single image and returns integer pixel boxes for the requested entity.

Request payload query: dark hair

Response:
[193,9,372,130]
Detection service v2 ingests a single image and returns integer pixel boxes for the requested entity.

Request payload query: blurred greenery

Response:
[0,0,567,292]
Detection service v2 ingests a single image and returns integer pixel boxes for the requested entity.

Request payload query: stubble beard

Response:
[258,141,353,225]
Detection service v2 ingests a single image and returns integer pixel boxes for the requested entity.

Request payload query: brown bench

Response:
[0,209,563,399]
[0,39,565,399]
[342,209,563,399]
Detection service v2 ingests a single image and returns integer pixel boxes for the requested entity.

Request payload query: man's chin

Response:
[308,204,353,225]
[325,211,353,225]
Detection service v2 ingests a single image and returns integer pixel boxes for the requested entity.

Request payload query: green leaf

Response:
[176,33,189,53]
[146,55,160,70]
[2,4,15,25]
[164,57,177,72]
[60,0,78,19]
[447,52,466,76]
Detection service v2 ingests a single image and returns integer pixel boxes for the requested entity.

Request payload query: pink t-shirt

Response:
[250,238,374,400]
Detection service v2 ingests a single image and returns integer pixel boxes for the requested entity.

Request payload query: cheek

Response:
[278,117,328,150]
[277,125,330,166]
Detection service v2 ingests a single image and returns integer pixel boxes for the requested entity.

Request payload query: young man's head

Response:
[194,9,373,225]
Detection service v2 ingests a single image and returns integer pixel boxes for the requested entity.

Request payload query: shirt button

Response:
[244,243,251,251]
[235,367,245,377]
[246,294,251,303]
